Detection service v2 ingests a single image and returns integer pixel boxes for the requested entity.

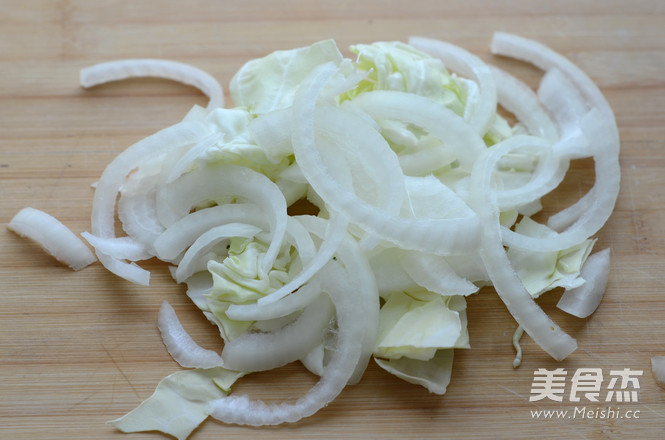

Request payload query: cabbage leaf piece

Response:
[374,349,454,395]
[229,39,344,114]
[110,367,245,440]
[371,270,470,394]
[204,235,292,341]
[374,290,469,361]
[345,41,465,114]
[507,217,596,297]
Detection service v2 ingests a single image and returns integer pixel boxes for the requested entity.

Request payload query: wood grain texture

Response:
[1,1,664,439]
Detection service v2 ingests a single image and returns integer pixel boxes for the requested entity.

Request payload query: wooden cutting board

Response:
[2,1,664,439]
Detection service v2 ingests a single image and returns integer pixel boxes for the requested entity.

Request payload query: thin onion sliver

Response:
[81,58,224,111]
[8,207,96,271]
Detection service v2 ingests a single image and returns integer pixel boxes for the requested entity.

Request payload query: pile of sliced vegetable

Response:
[8,33,627,439]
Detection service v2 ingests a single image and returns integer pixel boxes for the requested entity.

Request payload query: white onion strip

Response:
[222,215,323,321]
[117,173,165,253]
[470,136,577,361]
[490,33,617,129]
[495,136,570,211]
[297,214,380,385]
[538,69,589,140]
[174,223,262,283]
[500,109,620,252]
[399,251,478,297]
[490,32,620,233]
[90,120,209,285]
[557,248,610,318]
[8,207,97,271]
[350,90,486,172]
[158,301,224,369]
[408,36,497,136]
[153,204,266,262]
[489,65,559,142]
[209,261,365,426]
[315,105,405,214]
[221,293,334,372]
[256,210,348,305]
[80,59,224,111]
[166,132,224,183]
[292,64,481,256]
[80,233,153,261]
[156,164,288,275]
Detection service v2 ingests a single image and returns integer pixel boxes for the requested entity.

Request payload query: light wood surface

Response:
[2,1,665,439]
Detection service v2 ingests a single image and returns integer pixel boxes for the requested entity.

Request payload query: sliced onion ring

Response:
[156,164,288,275]
[470,135,578,361]
[209,261,365,426]
[90,120,209,285]
[651,356,665,389]
[408,36,497,136]
[557,248,611,318]
[80,58,224,111]
[8,207,96,271]
[490,32,620,234]
[158,301,224,369]
[292,63,481,256]
[221,293,334,372]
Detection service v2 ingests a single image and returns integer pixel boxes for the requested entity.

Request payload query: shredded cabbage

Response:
[7,32,620,439]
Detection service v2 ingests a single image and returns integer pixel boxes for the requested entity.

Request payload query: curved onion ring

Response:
[8,207,96,271]
[469,135,578,361]
[557,248,611,318]
[208,261,365,426]
[408,36,498,136]
[292,63,481,256]
[80,58,224,111]
[489,65,558,142]
[90,120,209,285]
[158,301,224,369]
[156,164,288,274]
[220,293,334,372]
[490,32,620,234]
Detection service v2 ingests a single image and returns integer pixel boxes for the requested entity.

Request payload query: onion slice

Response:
[155,164,288,275]
[350,90,486,172]
[8,207,96,271]
[399,251,478,297]
[651,356,665,389]
[80,58,224,111]
[80,232,153,261]
[291,64,481,256]
[500,110,620,252]
[469,136,577,361]
[153,203,266,262]
[490,32,621,235]
[158,301,224,369]
[90,120,209,285]
[209,261,366,426]
[557,248,610,318]
[255,210,348,305]
[490,33,617,129]
[489,65,558,142]
[409,36,497,136]
[221,293,334,372]
[174,223,263,283]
